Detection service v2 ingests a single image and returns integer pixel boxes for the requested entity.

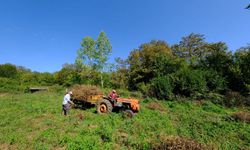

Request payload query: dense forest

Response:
[1,32,249,107]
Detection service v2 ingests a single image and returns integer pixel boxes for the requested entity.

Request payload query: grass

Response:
[0,91,249,150]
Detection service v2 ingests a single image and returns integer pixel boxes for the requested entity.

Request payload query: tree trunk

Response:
[101,73,104,88]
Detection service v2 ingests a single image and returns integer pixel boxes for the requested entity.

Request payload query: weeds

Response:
[231,112,250,124]
[0,92,249,149]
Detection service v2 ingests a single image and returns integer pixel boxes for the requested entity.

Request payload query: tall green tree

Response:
[172,33,209,65]
[75,31,112,87]
[96,31,112,87]
[235,45,250,85]
[75,36,96,68]
[128,40,172,90]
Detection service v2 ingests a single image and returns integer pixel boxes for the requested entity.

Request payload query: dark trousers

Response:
[62,104,70,115]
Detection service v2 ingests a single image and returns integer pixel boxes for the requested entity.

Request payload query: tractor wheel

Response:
[96,99,113,114]
[122,110,134,119]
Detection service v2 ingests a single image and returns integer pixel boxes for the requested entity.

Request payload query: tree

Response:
[55,64,81,86]
[172,33,209,65]
[199,42,231,74]
[235,45,250,85]
[199,42,248,93]
[75,31,112,87]
[127,40,172,90]
[0,63,18,78]
[95,31,112,87]
[75,36,96,69]
[110,57,129,89]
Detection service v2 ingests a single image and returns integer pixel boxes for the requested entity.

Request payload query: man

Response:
[62,91,73,116]
[109,90,119,102]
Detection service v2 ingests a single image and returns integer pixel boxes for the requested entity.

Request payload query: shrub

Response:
[0,77,23,92]
[224,91,247,107]
[150,76,174,100]
[206,92,225,105]
[203,70,227,92]
[0,63,18,79]
[173,69,207,98]
[201,101,224,113]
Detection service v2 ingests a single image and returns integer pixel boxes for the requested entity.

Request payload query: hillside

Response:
[0,91,249,150]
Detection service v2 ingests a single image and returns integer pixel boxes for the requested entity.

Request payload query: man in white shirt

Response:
[62,91,73,116]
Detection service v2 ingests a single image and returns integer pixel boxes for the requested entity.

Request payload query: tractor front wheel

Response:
[96,99,113,114]
[122,110,135,119]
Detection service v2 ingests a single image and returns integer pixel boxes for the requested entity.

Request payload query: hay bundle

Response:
[70,85,103,101]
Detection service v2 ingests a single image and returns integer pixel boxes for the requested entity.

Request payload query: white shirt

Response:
[63,93,71,105]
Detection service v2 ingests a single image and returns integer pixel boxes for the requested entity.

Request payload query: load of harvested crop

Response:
[70,85,103,101]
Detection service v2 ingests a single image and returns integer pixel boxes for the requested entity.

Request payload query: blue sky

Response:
[0,0,249,72]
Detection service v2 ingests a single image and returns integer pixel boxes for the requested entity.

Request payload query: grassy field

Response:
[0,91,249,150]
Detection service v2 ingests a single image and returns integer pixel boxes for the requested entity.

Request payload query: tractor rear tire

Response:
[122,110,135,119]
[96,99,113,114]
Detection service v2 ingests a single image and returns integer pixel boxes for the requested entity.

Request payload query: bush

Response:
[150,76,174,100]
[0,77,23,92]
[0,63,18,79]
[224,91,247,107]
[203,70,227,92]
[173,69,207,98]
[206,92,225,105]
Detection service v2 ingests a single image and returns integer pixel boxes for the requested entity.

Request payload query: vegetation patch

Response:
[150,135,209,150]
[231,112,250,123]
[0,143,18,150]
[146,102,167,112]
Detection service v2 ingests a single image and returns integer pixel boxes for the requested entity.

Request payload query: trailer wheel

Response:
[96,99,113,114]
[122,110,134,119]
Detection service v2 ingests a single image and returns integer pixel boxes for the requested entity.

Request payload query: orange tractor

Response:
[96,96,140,117]
[72,93,140,117]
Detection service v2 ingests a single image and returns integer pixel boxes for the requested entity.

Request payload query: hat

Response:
[112,90,116,93]
[69,91,73,95]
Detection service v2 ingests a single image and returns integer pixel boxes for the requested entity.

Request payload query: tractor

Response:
[72,91,140,118]
[96,96,140,118]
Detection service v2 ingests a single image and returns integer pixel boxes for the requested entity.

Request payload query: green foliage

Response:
[21,72,55,86]
[224,91,249,107]
[0,63,18,78]
[203,69,227,92]
[95,31,112,72]
[77,36,96,68]
[173,69,207,98]
[76,31,112,87]
[128,40,172,90]
[0,77,23,92]
[235,46,250,85]
[150,76,174,100]
[171,33,209,65]
[206,92,225,105]
[55,64,81,86]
